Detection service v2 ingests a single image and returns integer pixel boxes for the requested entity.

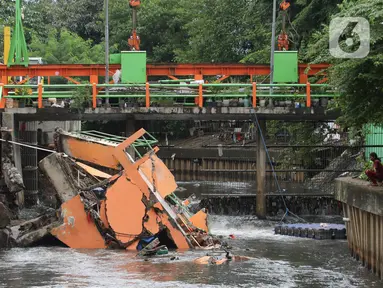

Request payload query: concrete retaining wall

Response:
[335,177,383,280]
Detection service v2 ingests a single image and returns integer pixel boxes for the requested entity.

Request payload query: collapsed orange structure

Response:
[49,128,211,250]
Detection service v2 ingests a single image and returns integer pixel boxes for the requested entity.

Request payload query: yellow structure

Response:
[4,27,11,65]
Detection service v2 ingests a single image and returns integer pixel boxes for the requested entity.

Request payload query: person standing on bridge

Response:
[365,152,383,186]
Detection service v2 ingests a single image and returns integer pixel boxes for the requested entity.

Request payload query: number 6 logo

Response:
[329,17,370,59]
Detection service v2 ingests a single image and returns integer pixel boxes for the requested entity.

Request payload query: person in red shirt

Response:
[365,152,383,186]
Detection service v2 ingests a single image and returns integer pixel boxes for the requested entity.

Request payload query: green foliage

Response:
[176,0,273,63]
[139,0,192,62]
[29,29,104,64]
[267,121,338,168]
[357,155,371,180]
[1,0,382,131]
[304,0,383,128]
[70,85,92,112]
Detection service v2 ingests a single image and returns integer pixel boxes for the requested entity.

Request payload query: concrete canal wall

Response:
[200,194,342,217]
[335,177,383,279]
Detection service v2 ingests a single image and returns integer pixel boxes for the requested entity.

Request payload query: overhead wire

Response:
[250,109,307,223]
[0,138,56,153]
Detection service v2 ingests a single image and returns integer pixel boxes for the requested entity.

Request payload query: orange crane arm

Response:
[280,0,291,11]
[278,0,291,51]
[128,0,141,51]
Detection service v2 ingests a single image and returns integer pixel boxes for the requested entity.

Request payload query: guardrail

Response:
[0,82,337,109]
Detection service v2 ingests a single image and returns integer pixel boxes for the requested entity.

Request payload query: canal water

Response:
[0,182,381,287]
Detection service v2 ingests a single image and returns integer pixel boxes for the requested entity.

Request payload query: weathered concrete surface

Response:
[2,113,23,181]
[38,153,79,203]
[0,228,16,248]
[1,129,25,209]
[200,194,342,216]
[336,177,383,279]
[0,202,11,228]
[158,147,259,161]
[16,222,59,247]
[335,177,383,216]
[10,106,341,121]
[11,213,59,247]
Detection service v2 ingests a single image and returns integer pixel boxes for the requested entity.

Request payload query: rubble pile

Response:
[0,129,24,248]
[0,128,219,252]
[305,150,363,194]
[1,129,24,212]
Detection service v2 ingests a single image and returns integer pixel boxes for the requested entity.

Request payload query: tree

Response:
[304,0,383,128]
[108,0,192,62]
[0,0,15,62]
[175,0,273,63]
[139,0,191,62]
[29,29,104,64]
[47,0,104,43]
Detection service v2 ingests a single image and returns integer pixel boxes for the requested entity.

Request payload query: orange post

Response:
[252,82,257,108]
[38,82,43,108]
[145,82,150,108]
[299,73,308,84]
[0,76,8,108]
[198,83,203,108]
[92,83,97,109]
[0,83,4,109]
[306,82,311,107]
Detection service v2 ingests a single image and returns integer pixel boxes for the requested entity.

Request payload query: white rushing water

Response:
[0,214,380,287]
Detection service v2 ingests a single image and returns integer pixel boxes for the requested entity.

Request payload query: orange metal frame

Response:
[0,63,329,83]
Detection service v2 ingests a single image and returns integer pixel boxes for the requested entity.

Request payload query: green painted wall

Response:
[121,51,147,83]
[365,124,383,159]
[109,53,121,64]
[273,51,298,83]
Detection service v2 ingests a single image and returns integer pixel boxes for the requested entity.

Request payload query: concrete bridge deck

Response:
[6,106,341,121]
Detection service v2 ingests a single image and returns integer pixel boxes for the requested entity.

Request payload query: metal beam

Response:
[0,63,330,78]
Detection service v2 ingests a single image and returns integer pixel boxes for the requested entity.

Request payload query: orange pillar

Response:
[195,74,203,107]
[38,82,43,108]
[0,76,8,109]
[198,84,203,108]
[306,82,311,107]
[252,82,257,108]
[145,82,150,108]
[299,73,308,84]
[90,75,98,109]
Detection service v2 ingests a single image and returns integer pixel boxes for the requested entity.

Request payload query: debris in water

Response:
[194,250,251,265]
[47,128,218,251]
[274,223,346,240]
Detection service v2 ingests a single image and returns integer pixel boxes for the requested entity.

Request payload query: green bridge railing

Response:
[0,82,337,109]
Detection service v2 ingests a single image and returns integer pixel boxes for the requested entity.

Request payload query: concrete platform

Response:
[6,106,341,121]
[335,177,383,216]
[335,177,383,279]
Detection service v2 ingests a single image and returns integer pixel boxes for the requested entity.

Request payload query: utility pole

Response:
[270,0,277,94]
[105,0,110,105]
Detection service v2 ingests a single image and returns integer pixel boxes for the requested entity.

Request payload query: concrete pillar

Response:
[256,119,266,219]
[20,121,38,206]
[1,112,24,208]
[2,113,23,179]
